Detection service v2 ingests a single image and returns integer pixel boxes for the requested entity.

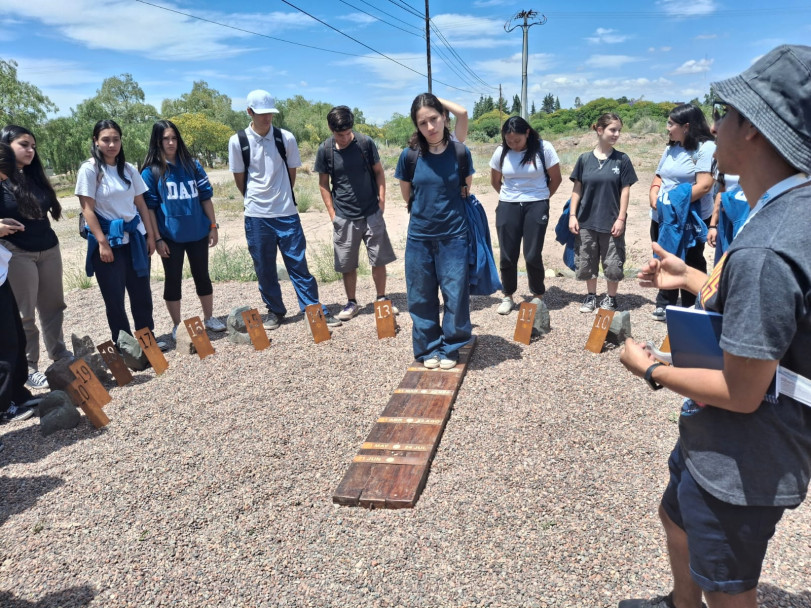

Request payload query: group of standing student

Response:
[74,119,225,349]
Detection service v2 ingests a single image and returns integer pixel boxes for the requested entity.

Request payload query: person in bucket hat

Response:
[618,45,811,608]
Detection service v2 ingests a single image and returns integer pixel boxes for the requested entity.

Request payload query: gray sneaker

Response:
[263,312,282,330]
[579,294,597,313]
[26,371,49,390]
[496,295,514,315]
[651,307,666,322]
[324,314,342,328]
[599,295,617,311]
[619,592,706,608]
[337,301,359,321]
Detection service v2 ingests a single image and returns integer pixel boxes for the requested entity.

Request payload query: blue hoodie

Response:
[656,182,708,259]
[141,160,214,243]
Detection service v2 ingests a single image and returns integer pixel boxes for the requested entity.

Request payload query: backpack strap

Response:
[538,138,550,186]
[404,146,420,212]
[273,126,296,206]
[149,165,163,204]
[238,129,250,174]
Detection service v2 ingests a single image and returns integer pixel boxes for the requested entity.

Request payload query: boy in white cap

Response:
[228,90,340,329]
[619,45,811,608]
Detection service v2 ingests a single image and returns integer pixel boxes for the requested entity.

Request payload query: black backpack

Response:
[237,126,296,206]
[323,133,378,200]
[402,140,470,212]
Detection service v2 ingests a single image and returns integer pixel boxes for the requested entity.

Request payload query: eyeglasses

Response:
[712,101,729,123]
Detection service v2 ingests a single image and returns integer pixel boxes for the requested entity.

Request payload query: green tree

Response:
[381,113,414,147]
[510,94,521,115]
[39,116,87,175]
[170,113,232,166]
[530,101,537,115]
[161,81,244,132]
[541,93,555,114]
[574,96,582,109]
[0,58,58,129]
[554,97,561,112]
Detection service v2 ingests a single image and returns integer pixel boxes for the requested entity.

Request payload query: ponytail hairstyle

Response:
[143,119,196,178]
[667,103,714,151]
[499,116,541,170]
[592,112,623,133]
[90,119,131,188]
[408,93,450,155]
[0,125,61,220]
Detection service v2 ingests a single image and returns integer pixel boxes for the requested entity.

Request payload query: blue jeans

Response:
[244,215,326,316]
[405,234,471,361]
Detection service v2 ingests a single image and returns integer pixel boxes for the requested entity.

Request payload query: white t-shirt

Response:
[75,160,148,244]
[489,143,560,202]
[228,125,302,219]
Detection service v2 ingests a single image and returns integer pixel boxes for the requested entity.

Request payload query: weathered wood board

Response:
[333,338,476,509]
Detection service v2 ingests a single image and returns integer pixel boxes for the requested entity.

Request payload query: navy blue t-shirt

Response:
[395,145,473,240]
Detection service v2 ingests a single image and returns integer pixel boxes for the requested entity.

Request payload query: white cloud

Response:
[672,58,713,74]
[660,47,672,52]
[475,53,555,78]
[11,58,100,88]
[586,28,629,44]
[431,13,514,49]
[694,34,718,40]
[339,13,377,26]
[341,54,427,90]
[584,55,643,69]
[657,0,718,17]
[473,0,512,6]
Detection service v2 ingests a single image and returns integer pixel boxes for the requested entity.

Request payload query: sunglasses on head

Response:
[712,101,730,123]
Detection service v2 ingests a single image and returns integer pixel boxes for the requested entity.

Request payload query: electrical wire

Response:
[355,0,424,33]
[383,0,424,20]
[336,0,423,37]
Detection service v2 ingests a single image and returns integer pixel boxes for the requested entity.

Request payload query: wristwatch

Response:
[644,362,665,390]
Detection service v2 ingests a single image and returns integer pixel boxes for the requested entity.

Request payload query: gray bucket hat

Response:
[712,44,811,174]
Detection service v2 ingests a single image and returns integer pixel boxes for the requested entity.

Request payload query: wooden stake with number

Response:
[374,300,396,339]
[183,316,215,359]
[305,304,331,343]
[97,340,133,386]
[585,309,615,353]
[241,308,270,351]
[67,359,111,428]
[134,327,169,375]
[513,302,537,345]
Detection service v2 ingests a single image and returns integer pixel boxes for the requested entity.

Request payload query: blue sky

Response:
[3,0,811,125]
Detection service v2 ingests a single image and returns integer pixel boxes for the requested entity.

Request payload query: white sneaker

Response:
[496,295,514,315]
[579,294,597,313]
[26,371,49,390]
[204,317,226,332]
[439,358,457,370]
[423,356,440,369]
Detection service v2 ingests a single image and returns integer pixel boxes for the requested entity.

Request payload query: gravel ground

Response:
[1,271,810,608]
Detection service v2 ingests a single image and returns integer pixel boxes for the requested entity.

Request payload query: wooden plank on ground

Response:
[333,338,476,509]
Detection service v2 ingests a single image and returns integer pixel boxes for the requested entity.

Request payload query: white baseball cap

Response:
[246,89,279,114]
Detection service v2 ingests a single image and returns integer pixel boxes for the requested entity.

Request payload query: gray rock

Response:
[38,390,74,416]
[44,357,77,392]
[531,298,551,337]
[39,391,81,436]
[227,306,253,345]
[70,333,95,358]
[117,331,150,371]
[175,324,197,355]
[607,311,633,344]
[544,268,557,279]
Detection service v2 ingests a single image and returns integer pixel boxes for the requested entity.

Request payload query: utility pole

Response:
[425,0,432,93]
[504,10,546,120]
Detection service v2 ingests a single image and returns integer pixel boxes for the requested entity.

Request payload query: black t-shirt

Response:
[314,134,380,221]
[569,150,638,232]
[0,181,58,252]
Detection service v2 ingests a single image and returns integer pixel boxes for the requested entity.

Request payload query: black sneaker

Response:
[651,307,666,322]
[1,402,36,423]
[618,592,707,608]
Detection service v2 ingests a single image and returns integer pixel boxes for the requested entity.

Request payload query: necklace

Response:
[593,149,611,170]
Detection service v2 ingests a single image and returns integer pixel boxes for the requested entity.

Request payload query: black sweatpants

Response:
[496,199,550,296]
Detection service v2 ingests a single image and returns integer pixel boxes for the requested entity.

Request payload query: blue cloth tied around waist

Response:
[465,194,502,295]
[85,214,149,278]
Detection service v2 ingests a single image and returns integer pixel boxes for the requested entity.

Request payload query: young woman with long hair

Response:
[649,103,716,320]
[74,119,162,346]
[395,93,473,370]
[141,120,224,339]
[489,116,562,328]
[569,113,638,312]
[0,125,71,389]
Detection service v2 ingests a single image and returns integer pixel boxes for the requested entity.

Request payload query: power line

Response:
[354,0,425,34]
[279,0,480,94]
[134,0,368,58]
[429,20,496,89]
[336,0,423,37]
[384,0,424,20]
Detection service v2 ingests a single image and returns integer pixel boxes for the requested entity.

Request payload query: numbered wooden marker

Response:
[97,340,133,387]
[585,308,616,353]
[241,308,270,351]
[66,380,110,428]
[135,327,169,375]
[374,299,396,339]
[660,334,671,353]
[183,316,215,359]
[305,304,331,344]
[69,359,112,407]
[513,301,537,345]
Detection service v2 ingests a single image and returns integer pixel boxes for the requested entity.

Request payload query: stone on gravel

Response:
[70,333,113,384]
[39,391,81,436]
[175,323,197,355]
[44,357,77,391]
[532,299,551,337]
[227,305,253,345]
[117,331,150,371]
[607,311,633,344]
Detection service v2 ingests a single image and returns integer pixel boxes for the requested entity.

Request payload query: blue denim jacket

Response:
[85,214,149,278]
